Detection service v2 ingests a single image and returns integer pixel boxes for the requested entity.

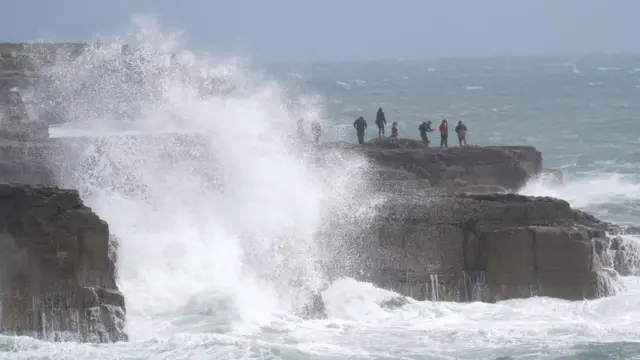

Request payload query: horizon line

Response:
[1,41,639,64]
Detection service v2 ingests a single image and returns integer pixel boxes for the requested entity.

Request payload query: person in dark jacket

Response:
[455,120,468,147]
[418,121,434,145]
[353,116,368,144]
[439,119,449,148]
[375,108,387,138]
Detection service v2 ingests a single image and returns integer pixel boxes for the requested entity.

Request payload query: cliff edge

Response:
[317,139,635,304]
[323,138,544,193]
[0,184,126,342]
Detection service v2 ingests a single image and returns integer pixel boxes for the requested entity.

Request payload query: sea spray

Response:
[34,15,379,335]
[519,171,640,227]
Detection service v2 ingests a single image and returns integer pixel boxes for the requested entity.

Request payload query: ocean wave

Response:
[597,67,622,72]
[335,81,351,90]
[520,172,640,226]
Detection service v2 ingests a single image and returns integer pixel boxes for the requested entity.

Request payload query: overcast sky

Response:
[1,0,639,61]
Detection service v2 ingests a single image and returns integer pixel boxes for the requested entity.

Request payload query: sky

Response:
[1,0,639,62]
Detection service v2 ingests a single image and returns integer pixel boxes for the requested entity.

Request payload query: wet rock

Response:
[456,184,509,194]
[0,184,126,342]
[379,296,410,310]
[333,191,627,303]
[300,293,327,319]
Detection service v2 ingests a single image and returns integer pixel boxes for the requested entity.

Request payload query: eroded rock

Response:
[316,140,632,304]
[0,184,126,342]
[352,193,623,303]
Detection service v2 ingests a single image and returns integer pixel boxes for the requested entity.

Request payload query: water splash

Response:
[519,171,640,226]
[520,170,640,278]
[33,15,376,336]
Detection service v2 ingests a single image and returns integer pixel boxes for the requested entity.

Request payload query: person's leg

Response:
[444,134,448,147]
[458,136,463,147]
[440,135,444,147]
[357,131,365,144]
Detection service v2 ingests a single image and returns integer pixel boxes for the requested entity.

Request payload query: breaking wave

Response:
[520,171,640,227]
[37,15,376,338]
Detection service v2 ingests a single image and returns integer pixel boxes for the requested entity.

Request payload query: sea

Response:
[5,17,640,360]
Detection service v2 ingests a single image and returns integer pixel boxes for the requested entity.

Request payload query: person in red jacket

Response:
[439,119,449,147]
[390,121,399,138]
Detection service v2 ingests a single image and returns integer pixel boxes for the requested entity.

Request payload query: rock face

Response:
[354,192,617,302]
[318,140,634,304]
[0,87,50,141]
[0,42,89,126]
[0,184,126,342]
[0,86,56,185]
[323,138,542,193]
[0,139,55,185]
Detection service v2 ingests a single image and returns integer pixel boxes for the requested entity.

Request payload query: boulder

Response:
[0,184,126,342]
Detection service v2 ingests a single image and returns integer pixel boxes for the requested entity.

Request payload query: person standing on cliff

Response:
[375,108,387,138]
[390,122,399,139]
[439,119,449,148]
[311,120,322,145]
[353,116,368,144]
[297,118,306,141]
[418,121,434,146]
[455,120,468,147]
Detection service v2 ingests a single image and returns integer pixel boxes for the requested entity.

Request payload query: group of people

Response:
[296,107,469,147]
[353,108,468,147]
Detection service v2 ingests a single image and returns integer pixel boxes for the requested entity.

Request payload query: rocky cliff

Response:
[0,184,126,342]
[318,139,636,304]
[0,43,128,343]
[323,138,543,193]
[357,192,618,302]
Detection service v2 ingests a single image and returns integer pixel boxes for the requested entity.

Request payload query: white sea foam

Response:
[39,14,376,339]
[521,172,640,210]
[520,172,640,227]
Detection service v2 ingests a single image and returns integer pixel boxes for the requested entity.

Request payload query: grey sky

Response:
[2,0,639,61]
